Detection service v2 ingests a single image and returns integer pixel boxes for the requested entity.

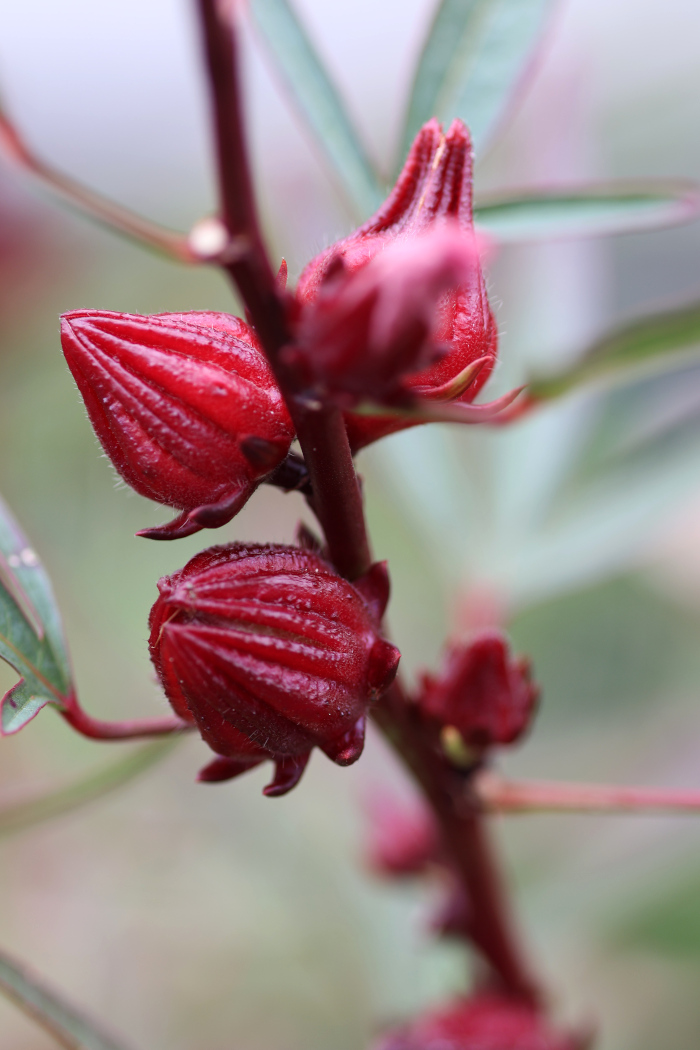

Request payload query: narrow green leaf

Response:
[248,0,384,216]
[401,0,554,162]
[0,495,74,733]
[0,494,69,673]
[0,948,131,1050]
[611,871,700,957]
[0,739,179,839]
[474,181,700,243]
[1,681,50,734]
[529,300,700,401]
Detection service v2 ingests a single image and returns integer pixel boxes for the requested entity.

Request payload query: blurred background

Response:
[0,0,699,1047]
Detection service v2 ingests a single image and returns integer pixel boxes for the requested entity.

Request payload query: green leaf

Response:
[400,0,554,162]
[1,682,50,734]
[0,948,131,1050]
[0,738,179,839]
[511,576,700,720]
[505,392,700,604]
[474,181,700,243]
[612,870,700,958]
[248,0,385,216]
[529,299,700,401]
[0,495,73,734]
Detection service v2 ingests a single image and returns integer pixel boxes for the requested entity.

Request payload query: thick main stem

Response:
[373,686,538,1003]
[195,0,536,1002]
[196,0,370,580]
[293,407,371,580]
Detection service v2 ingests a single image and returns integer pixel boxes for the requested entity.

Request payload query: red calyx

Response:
[374,996,585,1050]
[60,310,294,539]
[295,118,498,450]
[148,543,400,796]
[420,631,539,752]
[287,224,479,409]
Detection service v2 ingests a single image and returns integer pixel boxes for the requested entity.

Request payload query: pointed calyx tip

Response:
[287,118,498,450]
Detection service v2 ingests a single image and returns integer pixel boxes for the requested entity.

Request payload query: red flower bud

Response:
[374,996,583,1050]
[365,793,441,877]
[288,224,479,408]
[148,543,400,796]
[60,310,294,539]
[420,631,538,750]
[296,118,498,450]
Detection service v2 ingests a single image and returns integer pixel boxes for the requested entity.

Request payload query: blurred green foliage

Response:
[511,576,700,724]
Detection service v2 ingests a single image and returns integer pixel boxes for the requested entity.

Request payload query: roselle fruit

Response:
[294,118,498,450]
[420,631,539,751]
[288,224,478,408]
[374,996,583,1050]
[148,543,400,796]
[60,310,294,539]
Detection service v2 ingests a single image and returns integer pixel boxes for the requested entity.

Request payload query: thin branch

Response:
[0,947,131,1050]
[60,694,192,741]
[0,103,195,262]
[476,770,700,815]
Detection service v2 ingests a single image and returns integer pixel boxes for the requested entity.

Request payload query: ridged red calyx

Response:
[289,224,479,409]
[295,118,498,450]
[420,631,539,752]
[60,310,294,539]
[148,543,400,796]
[374,996,583,1050]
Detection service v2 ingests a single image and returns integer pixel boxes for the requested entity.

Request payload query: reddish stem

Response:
[194,0,536,1000]
[373,685,538,1003]
[476,771,700,815]
[195,0,370,580]
[60,695,191,741]
[0,106,194,261]
[293,407,371,580]
[196,0,288,362]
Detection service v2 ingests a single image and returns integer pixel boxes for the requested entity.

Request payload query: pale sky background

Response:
[0,0,697,223]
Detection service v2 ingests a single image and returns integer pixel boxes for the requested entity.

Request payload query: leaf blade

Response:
[0,948,132,1050]
[1,680,51,735]
[0,494,71,686]
[529,300,700,401]
[474,181,700,242]
[0,495,74,732]
[248,0,384,216]
[401,0,555,161]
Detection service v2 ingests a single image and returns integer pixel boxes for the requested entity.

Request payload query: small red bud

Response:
[60,310,294,538]
[374,996,584,1050]
[419,631,539,751]
[365,793,440,877]
[296,118,497,450]
[148,543,400,795]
